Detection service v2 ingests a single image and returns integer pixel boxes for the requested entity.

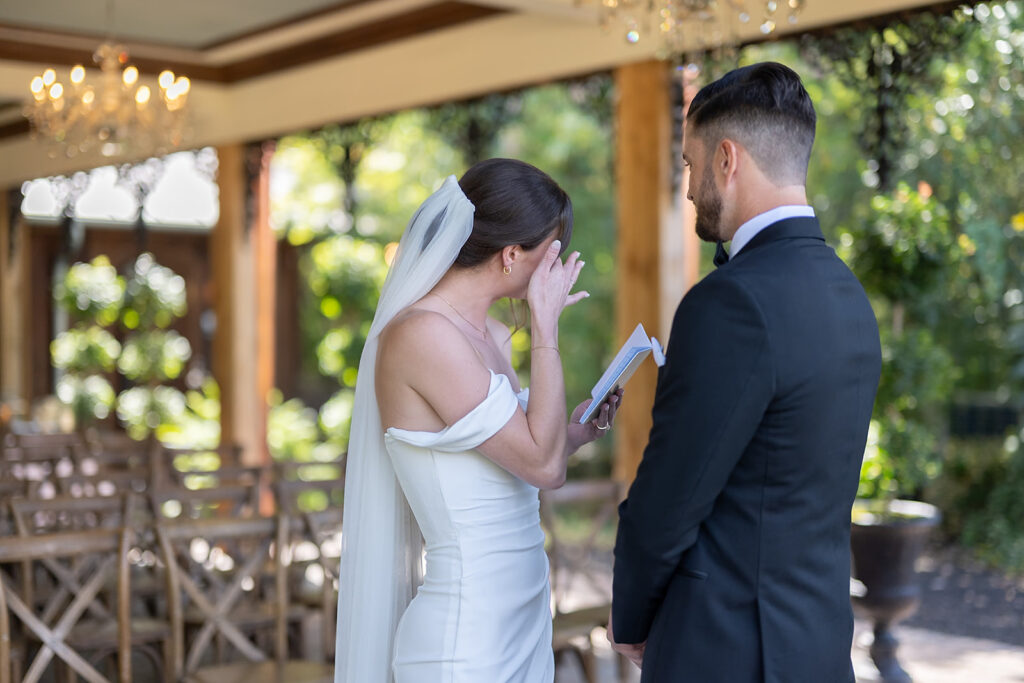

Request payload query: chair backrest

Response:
[157,515,288,676]
[155,444,243,490]
[1,433,86,484]
[285,509,342,657]
[539,479,622,615]
[10,494,138,535]
[273,477,344,516]
[0,527,132,683]
[56,469,150,498]
[149,482,260,520]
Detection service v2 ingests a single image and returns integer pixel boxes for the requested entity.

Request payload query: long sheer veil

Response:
[335,175,475,682]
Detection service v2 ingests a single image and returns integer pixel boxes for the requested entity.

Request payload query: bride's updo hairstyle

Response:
[455,158,573,268]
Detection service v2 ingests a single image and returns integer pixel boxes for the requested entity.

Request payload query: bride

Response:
[335,158,621,682]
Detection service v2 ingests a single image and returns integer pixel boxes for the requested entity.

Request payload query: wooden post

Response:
[0,188,30,418]
[211,143,276,467]
[253,142,277,472]
[612,61,700,486]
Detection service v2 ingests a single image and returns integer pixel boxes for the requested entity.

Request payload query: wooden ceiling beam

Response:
[0,2,506,85]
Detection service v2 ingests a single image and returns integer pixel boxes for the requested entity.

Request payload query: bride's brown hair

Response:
[455,158,573,268]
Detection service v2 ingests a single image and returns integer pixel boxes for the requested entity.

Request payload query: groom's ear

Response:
[717,138,741,183]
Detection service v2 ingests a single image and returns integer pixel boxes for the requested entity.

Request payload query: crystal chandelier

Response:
[589,0,806,53]
[24,42,191,159]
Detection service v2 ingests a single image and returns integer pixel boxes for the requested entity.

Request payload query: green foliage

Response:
[837,183,963,499]
[156,377,221,450]
[55,256,125,326]
[50,327,121,373]
[55,374,115,423]
[115,385,187,440]
[308,236,388,385]
[267,390,321,461]
[928,437,1024,572]
[117,330,191,382]
[122,253,187,329]
[846,185,959,305]
[266,389,345,464]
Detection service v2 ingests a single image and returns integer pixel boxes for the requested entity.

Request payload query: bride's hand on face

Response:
[526,240,588,342]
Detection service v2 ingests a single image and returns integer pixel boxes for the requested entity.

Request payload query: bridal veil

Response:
[334,176,475,682]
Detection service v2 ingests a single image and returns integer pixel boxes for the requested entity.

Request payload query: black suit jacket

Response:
[612,217,881,683]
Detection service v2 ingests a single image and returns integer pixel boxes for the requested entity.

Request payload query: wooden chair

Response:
[149,482,261,521]
[6,495,172,682]
[56,469,151,499]
[1,432,85,487]
[157,515,333,683]
[155,444,244,491]
[272,474,343,517]
[10,493,138,535]
[541,478,629,683]
[0,528,133,683]
[80,430,155,479]
[283,509,342,661]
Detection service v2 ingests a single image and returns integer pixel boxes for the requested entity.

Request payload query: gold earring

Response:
[503,265,512,275]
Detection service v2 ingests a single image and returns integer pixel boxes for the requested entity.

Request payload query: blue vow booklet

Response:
[578,323,665,424]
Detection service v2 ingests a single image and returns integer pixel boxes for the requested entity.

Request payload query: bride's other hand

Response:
[526,240,588,342]
[567,388,623,452]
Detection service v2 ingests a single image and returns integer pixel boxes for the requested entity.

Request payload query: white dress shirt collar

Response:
[729,205,816,260]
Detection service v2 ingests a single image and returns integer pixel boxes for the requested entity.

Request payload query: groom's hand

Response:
[606,610,645,669]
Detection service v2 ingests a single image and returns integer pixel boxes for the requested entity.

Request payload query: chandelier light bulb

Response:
[122,66,139,86]
[24,40,191,158]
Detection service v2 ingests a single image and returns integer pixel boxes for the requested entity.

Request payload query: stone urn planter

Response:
[850,498,941,683]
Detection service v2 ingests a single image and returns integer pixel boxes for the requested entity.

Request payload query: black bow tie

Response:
[713,242,729,268]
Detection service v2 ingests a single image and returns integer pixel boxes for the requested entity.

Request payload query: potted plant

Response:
[842,183,963,682]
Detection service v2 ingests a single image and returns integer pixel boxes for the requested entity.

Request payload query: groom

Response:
[609,62,881,682]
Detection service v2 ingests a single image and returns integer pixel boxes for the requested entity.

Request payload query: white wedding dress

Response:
[385,370,555,682]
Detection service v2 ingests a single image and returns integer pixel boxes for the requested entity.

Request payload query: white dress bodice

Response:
[384,371,554,683]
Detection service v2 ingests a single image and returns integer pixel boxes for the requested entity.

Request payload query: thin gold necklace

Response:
[434,293,488,340]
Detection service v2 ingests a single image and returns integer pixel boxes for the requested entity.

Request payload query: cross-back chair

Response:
[157,515,333,683]
[1,433,85,487]
[149,482,260,522]
[6,494,171,682]
[283,509,342,661]
[0,527,133,683]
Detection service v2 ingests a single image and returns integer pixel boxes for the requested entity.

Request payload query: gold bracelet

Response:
[532,345,560,353]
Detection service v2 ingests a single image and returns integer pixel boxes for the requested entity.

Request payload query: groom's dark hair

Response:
[687,62,816,185]
[456,158,573,268]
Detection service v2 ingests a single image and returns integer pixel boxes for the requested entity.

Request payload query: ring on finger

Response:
[596,423,611,431]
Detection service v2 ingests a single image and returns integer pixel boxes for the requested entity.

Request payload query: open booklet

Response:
[578,323,666,424]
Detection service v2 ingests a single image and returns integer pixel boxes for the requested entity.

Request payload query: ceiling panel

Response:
[0,0,367,49]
